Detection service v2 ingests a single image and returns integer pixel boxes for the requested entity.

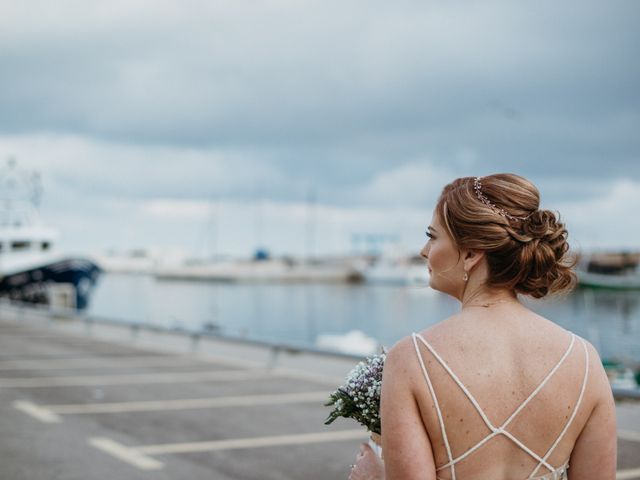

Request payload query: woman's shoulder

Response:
[392,308,599,364]
[387,315,459,361]
[407,309,592,360]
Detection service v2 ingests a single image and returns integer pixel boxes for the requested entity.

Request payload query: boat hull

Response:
[0,258,101,309]
[577,270,640,290]
[155,260,364,283]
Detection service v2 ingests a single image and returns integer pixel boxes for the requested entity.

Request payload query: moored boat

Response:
[575,250,640,290]
[155,256,364,283]
[354,254,430,286]
[0,160,101,309]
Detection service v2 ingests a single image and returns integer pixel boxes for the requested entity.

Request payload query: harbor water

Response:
[88,273,640,365]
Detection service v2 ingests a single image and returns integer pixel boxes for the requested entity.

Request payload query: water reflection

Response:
[89,274,640,364]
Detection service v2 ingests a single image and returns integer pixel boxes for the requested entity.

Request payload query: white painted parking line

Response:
[0,355,200,371]
[617,468,640,480]
[0,369,273,388]
[618,429,640,443]
[89,437,164,470]
[0,334,68,338]
[45,391,329,414]
[139,429,369,455]
[15,391,330,423]
[13,400,61,423]
[90,430,367,469]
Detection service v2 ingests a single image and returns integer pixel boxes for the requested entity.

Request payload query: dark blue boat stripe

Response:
[0,259,101,310]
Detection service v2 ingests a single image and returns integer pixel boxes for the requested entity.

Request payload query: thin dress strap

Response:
[412,333,458,480]
[412,331,583,478]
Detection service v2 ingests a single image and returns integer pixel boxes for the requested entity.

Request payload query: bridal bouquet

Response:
[324,350,386,458]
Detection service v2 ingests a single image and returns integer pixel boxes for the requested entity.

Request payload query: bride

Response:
[349,174,617,479]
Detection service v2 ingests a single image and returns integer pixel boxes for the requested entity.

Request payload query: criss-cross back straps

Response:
[411,331,584,478]
[527,336,589,478]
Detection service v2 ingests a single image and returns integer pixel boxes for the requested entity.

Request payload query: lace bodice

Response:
[412,331,589,480]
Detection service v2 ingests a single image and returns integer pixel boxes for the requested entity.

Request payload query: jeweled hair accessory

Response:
[474,176,534,221]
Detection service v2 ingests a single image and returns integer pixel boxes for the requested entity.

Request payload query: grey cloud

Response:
[0,0,638,218]
[1,1,638,150]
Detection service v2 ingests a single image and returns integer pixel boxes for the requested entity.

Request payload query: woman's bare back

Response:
[406,305,615,479]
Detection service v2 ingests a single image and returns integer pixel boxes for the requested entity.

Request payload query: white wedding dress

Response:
[409,331,589,480]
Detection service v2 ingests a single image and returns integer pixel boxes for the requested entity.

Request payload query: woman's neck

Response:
[460,289,520,311]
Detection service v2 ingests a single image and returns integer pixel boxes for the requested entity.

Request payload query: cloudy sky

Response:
[1,0,638,258]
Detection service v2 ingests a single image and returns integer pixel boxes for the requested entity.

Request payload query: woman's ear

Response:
[463,249,485,272]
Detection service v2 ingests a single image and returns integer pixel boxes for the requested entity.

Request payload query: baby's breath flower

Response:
[324,350,387,435]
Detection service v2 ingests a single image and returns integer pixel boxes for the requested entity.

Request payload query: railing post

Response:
[84,316,93,336]
[190,332,200,353]
[267,346,281,369]
[131,323,140,342]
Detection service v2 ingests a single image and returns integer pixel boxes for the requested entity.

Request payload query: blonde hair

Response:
[435,173,577,299]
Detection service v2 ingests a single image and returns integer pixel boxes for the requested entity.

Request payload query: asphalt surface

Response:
[0,309,639,480]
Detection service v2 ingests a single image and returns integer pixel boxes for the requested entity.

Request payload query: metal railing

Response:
[0,299,369,366]
[1,299,638,400]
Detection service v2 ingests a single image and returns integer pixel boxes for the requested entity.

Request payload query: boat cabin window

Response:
[11,241,31,251]
[42,241,51,250]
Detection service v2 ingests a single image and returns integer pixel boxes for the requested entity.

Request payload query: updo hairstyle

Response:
[435,173,578,299]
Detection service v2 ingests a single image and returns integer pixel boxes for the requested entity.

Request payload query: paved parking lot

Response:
[0,310,639,480]
[0,314,367,480]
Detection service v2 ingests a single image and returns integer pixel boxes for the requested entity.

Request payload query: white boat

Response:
[0,160,101,309]
[575,251,640,289]
[90,249,160,274]
[155,256,364,283]
[355,255,430,286]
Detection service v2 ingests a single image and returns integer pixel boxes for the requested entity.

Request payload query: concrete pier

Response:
[0,306,639,479]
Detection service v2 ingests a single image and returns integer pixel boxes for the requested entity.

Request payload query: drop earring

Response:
[463,272,469,282]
